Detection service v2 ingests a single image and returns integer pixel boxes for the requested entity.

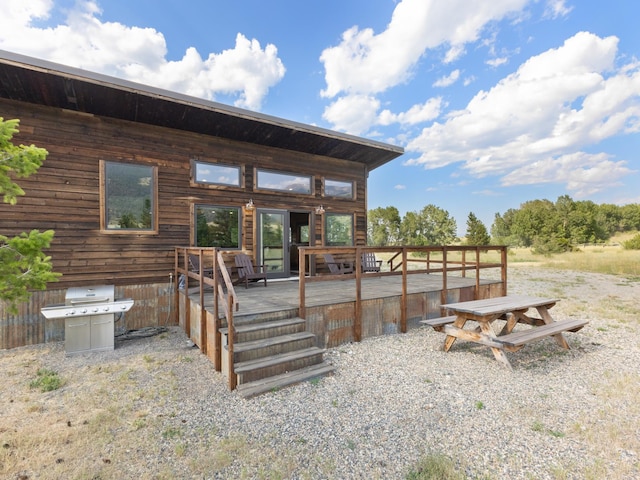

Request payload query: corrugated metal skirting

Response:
[0,282,176,350]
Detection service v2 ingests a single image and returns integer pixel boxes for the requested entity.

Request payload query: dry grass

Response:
[1,254,639,479]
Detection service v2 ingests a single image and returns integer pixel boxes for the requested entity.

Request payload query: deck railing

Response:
[175,247,238,388]
[298,245,507,342]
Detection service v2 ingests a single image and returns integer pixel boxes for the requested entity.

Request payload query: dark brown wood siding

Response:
[0,98,368,289]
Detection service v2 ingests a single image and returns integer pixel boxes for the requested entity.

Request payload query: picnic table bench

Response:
[421,295,588,369]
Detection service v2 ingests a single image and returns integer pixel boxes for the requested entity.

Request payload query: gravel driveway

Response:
[1,265,639,479]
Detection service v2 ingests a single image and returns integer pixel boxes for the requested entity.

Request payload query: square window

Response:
[195,205,241,249]
[325,213,354,246]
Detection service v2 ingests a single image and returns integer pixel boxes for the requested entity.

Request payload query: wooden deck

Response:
[184,272,505,345]
[175,246,507,394]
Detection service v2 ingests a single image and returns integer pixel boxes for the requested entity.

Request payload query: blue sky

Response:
[2,0,639,235]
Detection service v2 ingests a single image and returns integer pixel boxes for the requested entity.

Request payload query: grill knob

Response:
[80,309,87,314]
[66,310,76,316]
[103,307,110,312]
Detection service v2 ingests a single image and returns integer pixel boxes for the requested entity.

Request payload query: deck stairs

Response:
[220,316,334,398]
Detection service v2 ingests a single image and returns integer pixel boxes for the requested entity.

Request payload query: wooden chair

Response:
[323,253,354,274]
[361,252,382,273]
[189,254,214,278]
[234,253,267,288]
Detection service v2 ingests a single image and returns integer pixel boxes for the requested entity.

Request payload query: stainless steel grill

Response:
[41,285,134,354]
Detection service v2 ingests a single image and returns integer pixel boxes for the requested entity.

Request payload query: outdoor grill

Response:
[41,285,134,354]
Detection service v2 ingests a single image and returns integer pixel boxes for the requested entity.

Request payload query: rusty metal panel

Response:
[325,303,355,347]
[361,298,384,338]
[303,306,327,348]
[1,289,63,349]
[1,283,175,350]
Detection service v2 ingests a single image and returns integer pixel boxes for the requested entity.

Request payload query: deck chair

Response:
[361,252,382,273]
[323,253,354,274]
[234,253,267,288]
[189,254,214,278]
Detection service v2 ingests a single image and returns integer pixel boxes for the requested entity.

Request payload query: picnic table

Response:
[421,294,588,369]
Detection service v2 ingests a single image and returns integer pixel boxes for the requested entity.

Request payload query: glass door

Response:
[257,209,289,278]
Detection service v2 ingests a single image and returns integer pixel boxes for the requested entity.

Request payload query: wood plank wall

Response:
[0,98,369,291]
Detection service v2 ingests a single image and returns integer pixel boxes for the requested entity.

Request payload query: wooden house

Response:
[0,50,404,349]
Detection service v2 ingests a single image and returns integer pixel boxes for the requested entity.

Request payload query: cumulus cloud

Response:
[320,0,528,99]
[322,95,381,135]
[378,98,444,126]
[319,0,528,134]
[544,0,573,19]
[405,32,640,197]
[0,0,285,110]
[433,70,460,87]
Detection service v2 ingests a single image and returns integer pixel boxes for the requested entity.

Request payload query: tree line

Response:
[367,195,640,252]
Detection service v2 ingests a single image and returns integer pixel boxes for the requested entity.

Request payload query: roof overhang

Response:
[0,50,404,170]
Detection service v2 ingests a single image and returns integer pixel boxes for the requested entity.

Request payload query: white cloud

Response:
[406,32,640,196]
[433,70,461,87]
[319,0,529,134]
[320,0,528,99]
[444,45,466,64]
[544,0,573,19]
[486,57,508,67]
[394,184,407,190]
[0,0,285,110]
[378,97,443,126]
[322,95,381,135]
[501,153,633,197]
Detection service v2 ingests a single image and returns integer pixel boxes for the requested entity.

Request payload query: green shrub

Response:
[406,453,464,480]
[623,233,640,250]
[29,368,63,392]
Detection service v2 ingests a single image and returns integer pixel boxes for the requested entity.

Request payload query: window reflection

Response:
[257,170,311,194]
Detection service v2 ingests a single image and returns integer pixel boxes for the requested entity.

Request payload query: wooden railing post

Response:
[299,247,306,319]
[501,246,508,296]
[441,246,448,305]
[354,246,362,341]
[401,247,407,333]
[475,247,481,298]
[199,249,207,355]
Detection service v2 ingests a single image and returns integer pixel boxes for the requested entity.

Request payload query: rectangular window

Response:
[256,169,312,194]
[325,213,354,246]
[193,160,241,187]
[101,160,157,233]
[325,179,353,199]
[195,205,241,249]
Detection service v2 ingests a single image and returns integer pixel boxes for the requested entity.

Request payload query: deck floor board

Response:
[188,273,501,319]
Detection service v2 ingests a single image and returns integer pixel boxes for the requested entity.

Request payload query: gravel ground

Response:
[2,266,639,479]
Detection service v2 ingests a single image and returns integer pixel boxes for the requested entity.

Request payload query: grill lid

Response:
[65,285,115,305]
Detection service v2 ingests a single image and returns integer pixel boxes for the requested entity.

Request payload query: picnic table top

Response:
[442,294,560,317]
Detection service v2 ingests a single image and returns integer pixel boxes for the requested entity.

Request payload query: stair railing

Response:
[213,248,238,390]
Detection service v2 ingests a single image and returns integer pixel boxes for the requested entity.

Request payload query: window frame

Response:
[99,160,158,234]
[324,212,354,246]
[193,204,242,249]
[255,168,313,195]
[191,159,243,188]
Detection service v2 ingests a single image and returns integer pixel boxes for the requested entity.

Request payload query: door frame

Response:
[256,208,313,278]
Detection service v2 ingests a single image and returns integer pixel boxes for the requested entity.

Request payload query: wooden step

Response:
[236,362,335,399]
[220,318,306,343]
[232,332,316,362]
[234,347,326,384]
